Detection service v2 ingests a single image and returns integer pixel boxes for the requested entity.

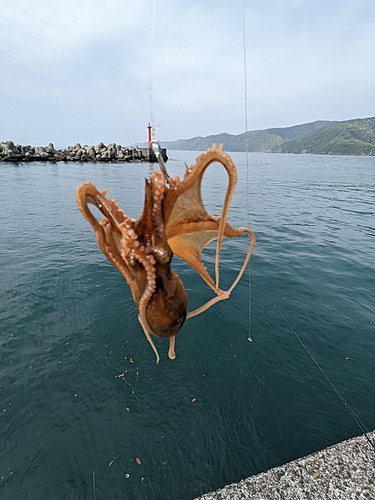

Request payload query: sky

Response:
[1,0,375,147]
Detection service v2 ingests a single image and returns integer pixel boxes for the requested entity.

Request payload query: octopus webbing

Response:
[76,145,255,363]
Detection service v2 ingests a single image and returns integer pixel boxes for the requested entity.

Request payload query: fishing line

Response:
[274,304,375,452]
[148,0,168,180]
[149,0,156,138]
[243,0,252,342]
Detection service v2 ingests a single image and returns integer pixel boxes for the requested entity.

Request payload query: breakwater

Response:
[0,141,168,163]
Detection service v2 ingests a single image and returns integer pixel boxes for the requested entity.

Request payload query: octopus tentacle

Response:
[186,227,256,318]
[168,335,176,360]
[135,252,156,332]
[138,315,160,364]
[150,172,166,242]
[164,145,255,319]
[75,183,136,288]
[126,171,171,363]
[168,144,237,290]
[227,228,256,294]
[163,145,238,292]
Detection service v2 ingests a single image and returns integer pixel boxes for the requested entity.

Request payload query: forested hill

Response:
[160,117,375,156]
[274,117,375,155]
[160,121,334,152]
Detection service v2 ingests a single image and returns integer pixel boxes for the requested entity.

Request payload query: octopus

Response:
[76,145,255,363]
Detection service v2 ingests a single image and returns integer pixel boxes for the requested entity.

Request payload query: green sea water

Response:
[1,152,374,500]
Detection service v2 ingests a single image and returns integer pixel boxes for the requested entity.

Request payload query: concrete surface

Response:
[195,430,375,500]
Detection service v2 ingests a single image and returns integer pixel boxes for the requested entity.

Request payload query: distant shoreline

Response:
[160,117,375,156]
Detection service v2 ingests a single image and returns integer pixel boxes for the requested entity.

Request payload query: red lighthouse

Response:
[147,123,152,148]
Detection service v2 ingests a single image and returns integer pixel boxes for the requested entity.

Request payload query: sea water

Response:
[0,152,374,500]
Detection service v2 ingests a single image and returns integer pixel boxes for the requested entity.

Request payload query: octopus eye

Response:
[153,242,172,265]
[127,254,138,268]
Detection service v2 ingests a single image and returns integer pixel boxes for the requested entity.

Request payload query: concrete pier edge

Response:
[195,430,375,500]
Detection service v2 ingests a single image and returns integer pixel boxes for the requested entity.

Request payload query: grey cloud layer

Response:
[1,0,374,145]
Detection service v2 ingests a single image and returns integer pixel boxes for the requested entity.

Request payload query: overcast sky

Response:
[1,0,375,147]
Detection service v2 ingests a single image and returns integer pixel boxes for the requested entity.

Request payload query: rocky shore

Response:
[0,141,168,163]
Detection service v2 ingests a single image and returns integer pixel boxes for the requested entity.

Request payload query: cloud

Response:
[1,0,375,145]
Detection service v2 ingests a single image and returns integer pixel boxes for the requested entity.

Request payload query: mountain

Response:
[160,120,334,152]
[274,117,375,155]
[158,118,375,156]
